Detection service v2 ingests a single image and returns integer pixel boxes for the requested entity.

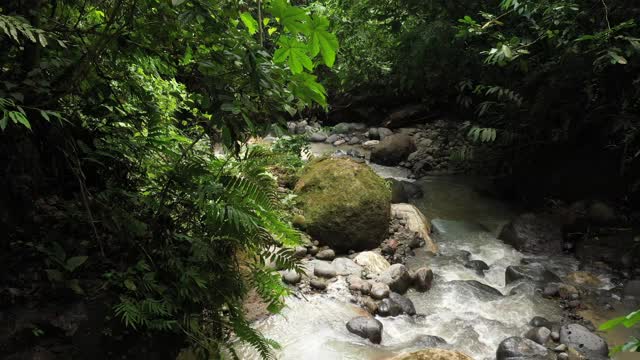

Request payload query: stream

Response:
[237,143,621,360]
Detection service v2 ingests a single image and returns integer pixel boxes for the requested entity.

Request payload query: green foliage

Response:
[600,309,640,354]
[1,0,336,358]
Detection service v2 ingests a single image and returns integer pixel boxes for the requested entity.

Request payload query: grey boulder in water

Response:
[559,324,608,359]
[505,263,561,286]
[346,316,383,344]
[499,213,563,254]
[496,336,554,360]
[379,263,413,294]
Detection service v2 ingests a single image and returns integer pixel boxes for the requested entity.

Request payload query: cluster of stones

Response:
[344,251,434,344]
[497,317,609,360]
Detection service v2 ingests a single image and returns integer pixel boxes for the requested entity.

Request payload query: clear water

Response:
[237,147,618,360]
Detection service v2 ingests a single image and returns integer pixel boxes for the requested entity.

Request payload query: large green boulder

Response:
[294,158,391,252]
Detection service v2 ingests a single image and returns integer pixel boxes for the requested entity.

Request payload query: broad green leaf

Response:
[65,256,88,272]
[269,0,309,33]
[273,36,312,74]
[289,72,327,107]
[308,16,339,67]
[240,12,259,35]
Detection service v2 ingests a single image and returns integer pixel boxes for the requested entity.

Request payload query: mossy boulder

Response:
[294,158,391,252]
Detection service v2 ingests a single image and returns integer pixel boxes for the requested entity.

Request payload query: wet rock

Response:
[389,292,416,315]
[559,324,608,358]
[308,245,319,256]
[391,203,437,254]
[390,349,473,360]
[499,213,563,254]
[333,139,346,146]
[377,298,403,317]
[505,263,561,285]
[525,326,551,345]
[529,316,552,328]
[282,270,301,285]
[332,258,363,276]
[310,132,327,142]
[565,271,602,287]
[316,249,336,261]
[551,332,560,342]
[363,297,378,314]
[354,251,391,274]
[347,276,371,294]
[370,134,416,166]
[543,284,560,297]
[452,280,503,297]
[314,262,337,278]
[557,353,569,360]
[294,246,307,258]
[496,337,553,360]
[464,260,490,276]
[380,264,412,294]
[310,278,327,290]
[346,316,383,344]
[325,134,339,144]
[370,282,390,300]
[412,267,434,292]
[554,344,568,352]
[348,137,361,145]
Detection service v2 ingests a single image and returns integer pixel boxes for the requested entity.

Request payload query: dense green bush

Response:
[0,0,336,358]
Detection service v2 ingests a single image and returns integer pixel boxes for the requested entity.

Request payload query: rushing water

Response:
[237,144,620,360]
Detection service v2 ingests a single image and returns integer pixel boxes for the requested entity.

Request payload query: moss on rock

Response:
[294,158,391,252]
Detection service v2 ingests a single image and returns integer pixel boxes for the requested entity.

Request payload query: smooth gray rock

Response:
[346,316,383,344]
[499,213,563,254]
[314,262,337,278]
[465,260,490,276]
[525,326,551,345]
[282,270,301,284]
[496,336,553,360]
[332,258,363,276]
[377,298,403,317]
[316,249,336,261]
[370,282,390,300]
[505,263,561,285]
[310,132,327,142]
[559,324,608,358]
[389,292,416,315]
[347,275,372,294]
[325,134,339,144]
[529,316,552,328]
[380,264,412,294]
[412,267,434,292]
[310,278,327,290]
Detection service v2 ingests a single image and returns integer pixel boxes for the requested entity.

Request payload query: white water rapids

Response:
[236,144,616,360]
